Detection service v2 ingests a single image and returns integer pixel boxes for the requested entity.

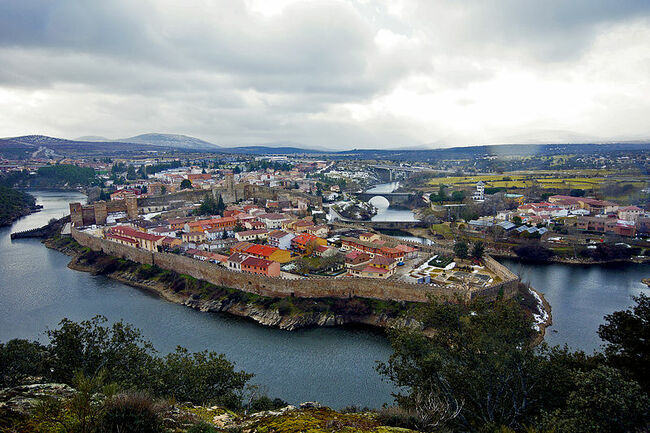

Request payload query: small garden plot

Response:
[428,255,453,268]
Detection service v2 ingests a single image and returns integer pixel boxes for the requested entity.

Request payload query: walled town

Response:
[67,167,519,304]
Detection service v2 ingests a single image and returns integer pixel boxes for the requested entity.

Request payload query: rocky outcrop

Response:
[183,296,422,331]
[1,384,420,432]
[0,383,75,415]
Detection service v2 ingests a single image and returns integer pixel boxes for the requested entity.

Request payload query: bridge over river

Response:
[350,191,414,206]
[328,206,426,229]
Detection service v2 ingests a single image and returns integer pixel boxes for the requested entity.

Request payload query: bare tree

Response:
[412,390,463,432]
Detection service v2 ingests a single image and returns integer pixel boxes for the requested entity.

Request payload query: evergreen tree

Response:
[126,165,137,180]
[471,241,485,259]
[216,194,226,214]
[453,240,468,259]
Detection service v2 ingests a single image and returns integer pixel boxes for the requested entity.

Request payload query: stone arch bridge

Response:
[351,191,415,206]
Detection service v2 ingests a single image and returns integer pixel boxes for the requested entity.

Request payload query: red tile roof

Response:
[370,255,395,266]
[246,244,278,258]
[111,226,164,242]
[362,265,388,274]
[241,256,273,269]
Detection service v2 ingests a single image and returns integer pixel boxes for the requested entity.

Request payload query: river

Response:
[366,182,418,222]
[0,190,395,408]
[499,259,649,353]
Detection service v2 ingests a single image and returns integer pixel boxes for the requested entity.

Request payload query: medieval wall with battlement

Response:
[72,228,518,304]
[70,197,138,227]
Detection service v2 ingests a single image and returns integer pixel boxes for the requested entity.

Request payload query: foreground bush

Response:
[0,316,252,409]
[379,296,650,432]
[100,392,165,433]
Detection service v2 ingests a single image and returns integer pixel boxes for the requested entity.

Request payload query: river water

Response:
[2,192,649,407]
[366,182,418,222]
[0,191,395,408]
[499,259,650,353]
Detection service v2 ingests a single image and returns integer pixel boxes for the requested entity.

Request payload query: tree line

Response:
[377,294,650,432]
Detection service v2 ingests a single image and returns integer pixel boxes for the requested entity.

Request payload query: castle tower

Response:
[70,203,84,227]
[225,173,235,194]
[94,201,107,226]
[126,196,138,220]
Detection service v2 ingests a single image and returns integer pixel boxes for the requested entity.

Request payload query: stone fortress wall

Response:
[72,228,518,304]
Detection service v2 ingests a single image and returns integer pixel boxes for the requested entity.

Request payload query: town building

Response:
[291,233,327,254]
[241,256,281,277]
[235,229,269,242]
[106,225,164,252]
[267,230,295,250]
[472,181,485,202]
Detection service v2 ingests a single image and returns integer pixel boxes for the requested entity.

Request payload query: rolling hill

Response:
[119,133,221,151]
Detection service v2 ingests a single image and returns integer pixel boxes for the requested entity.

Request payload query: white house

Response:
[258,213,291,229]
[227,252,247,271]
[618,206,643,222]
[472,181,485,202]
[268,230,295,250]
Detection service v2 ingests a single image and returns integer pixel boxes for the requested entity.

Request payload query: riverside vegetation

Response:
[0,186,39,227]
[1,294,648,432]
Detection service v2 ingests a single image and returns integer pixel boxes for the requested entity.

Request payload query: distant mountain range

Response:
[117,133,221,151]
[74,133,221,151]
[1,133,648,160]
[0,134,327,159]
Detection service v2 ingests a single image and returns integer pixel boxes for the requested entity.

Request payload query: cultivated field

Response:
[427,170,647,192]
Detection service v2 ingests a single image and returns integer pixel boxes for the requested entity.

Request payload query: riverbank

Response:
[529,286,552,345]
[0,186,42,227]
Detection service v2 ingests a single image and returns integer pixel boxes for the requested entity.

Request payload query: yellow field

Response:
[428,171,647,191]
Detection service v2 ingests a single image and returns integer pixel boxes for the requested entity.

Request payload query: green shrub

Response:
[274,298,294,316]
[376,406,418,430]
[249,396,287,412]
[100,392,165,433]
[0,339,50,387]
[187,421,219,433]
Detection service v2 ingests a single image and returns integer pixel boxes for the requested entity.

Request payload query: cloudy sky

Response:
[0,0,649,149]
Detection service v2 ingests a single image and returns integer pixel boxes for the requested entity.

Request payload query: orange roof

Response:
[245,244,278,258]
[362,265,388,274]
[292,233,318,245]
